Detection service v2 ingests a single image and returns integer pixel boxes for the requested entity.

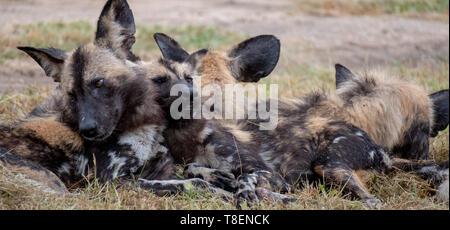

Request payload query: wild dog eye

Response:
[184,75,193,84]
[95,78,105,88]
[68,93,77,104]
[152,75,169,84]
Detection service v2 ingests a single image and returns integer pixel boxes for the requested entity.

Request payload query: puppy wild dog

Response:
[333,64,449,201]
[334,64,449,160]
[0,0,173,188]
[151,33,297,203]
[153,35,449,206]
[0,0,239,199]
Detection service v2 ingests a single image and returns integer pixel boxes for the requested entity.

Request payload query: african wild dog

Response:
[334,64,449,160]
[0,0,181,190]
[153,35,449,206]
[149,33,297,203]
[1,0,447,206]
[0,0,248,199]
[333,64,449,201]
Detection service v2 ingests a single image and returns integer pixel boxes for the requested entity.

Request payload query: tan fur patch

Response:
[336,71,433,150]
[222,122,253,144]
[20,117,83,154]
[197,51,236,90]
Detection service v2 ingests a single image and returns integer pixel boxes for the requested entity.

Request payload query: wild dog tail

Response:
[392,158,449,202]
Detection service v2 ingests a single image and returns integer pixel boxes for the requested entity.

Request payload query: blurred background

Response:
[0,0,447,108]
[0,0,448,94]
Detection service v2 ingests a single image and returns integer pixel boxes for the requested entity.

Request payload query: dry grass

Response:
[291,0,449,21]
[0,19,448,209]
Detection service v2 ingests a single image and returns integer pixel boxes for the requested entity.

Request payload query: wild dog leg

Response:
[183,163,237,191]
[235,170,296,205]
[391,158,449,202]
[313,165,381,208]
[138,178,234,200]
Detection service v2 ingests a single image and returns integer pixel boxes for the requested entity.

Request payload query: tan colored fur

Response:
[20,117,83,155]
[335,71,433,151]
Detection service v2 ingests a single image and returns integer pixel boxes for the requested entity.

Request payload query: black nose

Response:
[79,121,98,138]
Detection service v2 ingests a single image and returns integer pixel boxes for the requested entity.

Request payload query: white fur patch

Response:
[437,176,449,202]
[379,149,392,167]
[74,155,88,176]
[57,163,71,175]
[199,127,213,142]
[368,150,375,160]
[355,131,364,137]
[333,136,346,144]
[107,151,127,179]
[436,169,449,202]
[118,125,167,166]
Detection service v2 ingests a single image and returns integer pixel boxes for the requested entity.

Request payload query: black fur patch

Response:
[95,0,136,41]
[71,46,88,95]
[393,119,431,160]
[334,64,355,88]
[429,89,449,137]
[17,47,67,82]
[228,35,280,82]
[154,33,189,63]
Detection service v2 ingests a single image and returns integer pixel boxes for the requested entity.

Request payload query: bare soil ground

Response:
[0,0,448,92]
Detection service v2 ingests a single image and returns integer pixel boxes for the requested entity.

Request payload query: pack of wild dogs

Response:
[0,0,448,208]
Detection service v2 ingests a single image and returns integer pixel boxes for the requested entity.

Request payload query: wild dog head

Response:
[146,47,208,116]
[17,0,164,141]
[153,33,280,124]
[334,64,449,159]
[153,33,280,88]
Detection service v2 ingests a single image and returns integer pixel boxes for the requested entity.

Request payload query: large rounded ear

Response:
[429,89,449,137]
[95,0,139,61]
[153,33,189,63]
[335,64,356,88]
[17,47,67,82]
[228,35,280,82]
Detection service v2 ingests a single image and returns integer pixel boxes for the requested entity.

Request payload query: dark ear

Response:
[153,33,189,63]
[429,89,449,137]
[95,0,138,61]
[185,49,208,70]
[17,47,66,82]
[335,64,356,88]
[228,35,280,82]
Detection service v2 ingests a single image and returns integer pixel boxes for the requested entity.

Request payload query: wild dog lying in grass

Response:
[148,33,296,203]
[0,0,200,194]
[154,35,449,206]
[333,65,449,201]
[0,0,279,201]
[1,0,447,207]
[334,64,449,160]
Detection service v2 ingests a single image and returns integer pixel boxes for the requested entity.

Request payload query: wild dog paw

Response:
[138,178,234,200]
[364,198,382,209]
[255,187,297,204]
[184,163,236,191]
[235,173,259,204]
